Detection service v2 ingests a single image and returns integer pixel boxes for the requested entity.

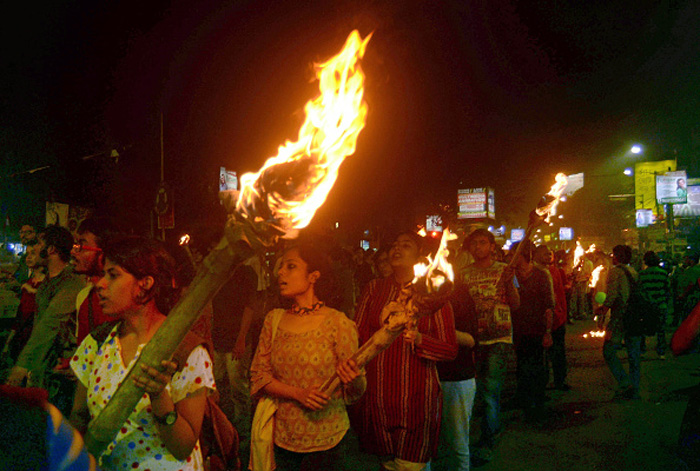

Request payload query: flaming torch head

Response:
[412,228,458,303]
[235,31,371,240]
[535,173,568,223]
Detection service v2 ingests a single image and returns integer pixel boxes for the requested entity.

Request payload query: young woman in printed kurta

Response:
[250,243,366,471]
[69,236,215,471]
[351,232,458,471]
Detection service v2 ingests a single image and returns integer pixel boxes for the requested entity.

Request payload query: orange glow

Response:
[573,240,584,268]
[536,173,568,222]
[583,330,606,338]
[589,265,604,288]
[236,31,371,235]
[413,227,458,292]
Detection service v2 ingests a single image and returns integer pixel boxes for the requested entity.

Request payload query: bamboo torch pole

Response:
[84,219,271,456]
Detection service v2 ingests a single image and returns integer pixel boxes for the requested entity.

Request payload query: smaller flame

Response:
[573,241,584,269]
[589,265,604,288]
[413,228,458,292]
[586,243,596,253]
[179,234,191,246]
[583,330,606,338]
[535,173,568,222]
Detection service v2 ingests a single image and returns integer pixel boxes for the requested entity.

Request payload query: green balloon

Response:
[595,292,607,304]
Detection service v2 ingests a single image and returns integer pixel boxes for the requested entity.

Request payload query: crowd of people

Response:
[0,217,699,471]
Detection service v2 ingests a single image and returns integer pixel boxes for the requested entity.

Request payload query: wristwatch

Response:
[153,410,178,426]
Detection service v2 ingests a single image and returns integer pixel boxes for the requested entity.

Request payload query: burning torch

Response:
[507,173,568,268]
[85,30,372,457]
[319,226,458,396]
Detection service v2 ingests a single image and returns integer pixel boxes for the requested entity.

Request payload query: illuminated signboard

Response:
[635,209,654,227]
[219,167,238,192]
[656,171,688,204]
[426,215,443,232]
[674,179,700,218]
[559,227,573,241]
[458,187,495,219]
[511,228,525,242]
[635,160,675,215]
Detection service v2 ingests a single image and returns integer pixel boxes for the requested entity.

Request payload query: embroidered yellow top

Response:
[250,308,364,452]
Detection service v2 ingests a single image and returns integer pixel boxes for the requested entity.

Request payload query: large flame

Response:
[535,173,568,222]
[413,228,458,292]
[236,31,371,235]
[589,265,604,288]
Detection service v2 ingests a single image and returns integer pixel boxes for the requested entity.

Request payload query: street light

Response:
[631,145,642,154]
[623,168,633,176]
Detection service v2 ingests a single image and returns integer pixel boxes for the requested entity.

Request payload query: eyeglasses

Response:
[72,244,102,253]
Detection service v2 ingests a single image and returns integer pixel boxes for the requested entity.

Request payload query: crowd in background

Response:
[0,217,699,471]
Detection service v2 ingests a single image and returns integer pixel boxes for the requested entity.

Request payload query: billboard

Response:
[559,227,574,240]
[426,215,443,232]
[511,228,525,242]
[656,171,688,204]
[457,187,495,219]
[674,178,700,218]
[219,167,238,192]
[635,160,676,215]
[635,209,654,228]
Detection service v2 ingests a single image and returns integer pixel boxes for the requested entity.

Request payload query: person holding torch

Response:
[249,241,366,471]
[351,231,457,471]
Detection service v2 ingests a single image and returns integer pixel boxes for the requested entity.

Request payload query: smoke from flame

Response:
[235,31,371,235]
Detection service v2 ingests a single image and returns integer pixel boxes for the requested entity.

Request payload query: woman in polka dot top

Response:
[69,236,216,471]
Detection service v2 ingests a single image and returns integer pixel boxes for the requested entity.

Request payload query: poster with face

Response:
[656,171,687,204]
[219,167,238,192]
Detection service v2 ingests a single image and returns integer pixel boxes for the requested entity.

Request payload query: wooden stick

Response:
[319,322,406,396]
[84,220,266,457]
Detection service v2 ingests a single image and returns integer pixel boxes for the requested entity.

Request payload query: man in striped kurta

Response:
[351,232,458,471]
[639,250,671,359]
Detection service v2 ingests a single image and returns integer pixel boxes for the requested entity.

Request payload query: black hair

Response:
[283,239,336,306]
[76,217,120,248]
[41,225,74,262]
[612,245,633,265]
[102,236,181,314]
[465,228,495,250]
[643,251,660,267]
[394,231,425,254]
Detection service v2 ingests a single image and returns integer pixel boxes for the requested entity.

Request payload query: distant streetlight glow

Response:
[631,145,642,154]
[623,168,633,176]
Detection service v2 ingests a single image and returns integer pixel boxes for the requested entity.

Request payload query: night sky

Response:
[3,0,700,242]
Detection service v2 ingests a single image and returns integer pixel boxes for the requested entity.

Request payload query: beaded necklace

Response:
[290,301,325,316]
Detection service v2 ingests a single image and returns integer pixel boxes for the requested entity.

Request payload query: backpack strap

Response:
[620,266,636,289]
